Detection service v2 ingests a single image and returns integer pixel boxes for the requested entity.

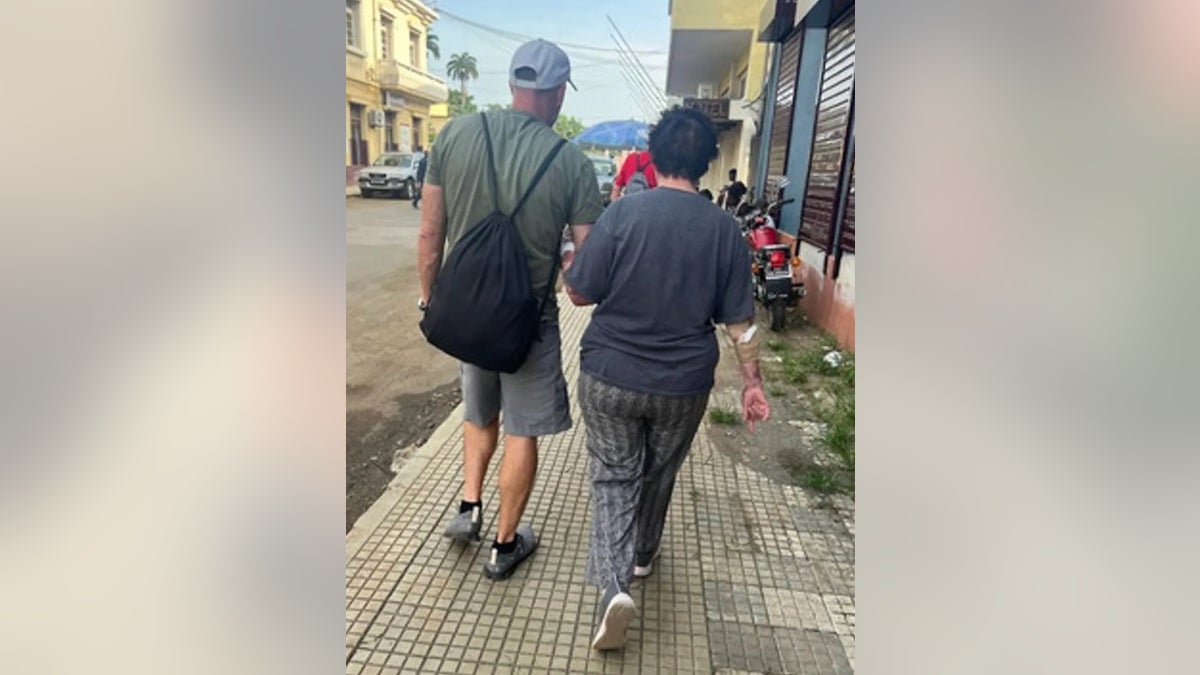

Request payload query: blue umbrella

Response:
[571,119,650,150]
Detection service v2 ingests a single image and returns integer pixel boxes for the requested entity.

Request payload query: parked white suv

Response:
[358,152,424,199]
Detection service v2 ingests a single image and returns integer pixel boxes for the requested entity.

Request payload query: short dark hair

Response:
[699,188,713,201]
[647,107,718,183]
[728,168,737,178]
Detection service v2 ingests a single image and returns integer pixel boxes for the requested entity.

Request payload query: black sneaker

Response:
[591,576,636,651]
[482,524,539,580]
[443,505,482,543]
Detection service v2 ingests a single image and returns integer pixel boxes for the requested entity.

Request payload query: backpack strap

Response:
[521,139,569,320]
[479,121,568,323]
[510,138,567,218]
[479,113,501,212]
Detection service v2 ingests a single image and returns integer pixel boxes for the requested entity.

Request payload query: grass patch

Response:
[708,407,740,426]
[780,344,847,386]
[817,358,855,495]
[820,397,855,483]
[773,337,856,496]
[798,466,844,495]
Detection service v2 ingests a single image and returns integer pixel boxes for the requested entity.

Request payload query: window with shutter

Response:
[767,31,803,180]
[799,7,855,249]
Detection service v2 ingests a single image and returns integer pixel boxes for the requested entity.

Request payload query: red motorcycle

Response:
[739,197,803,331]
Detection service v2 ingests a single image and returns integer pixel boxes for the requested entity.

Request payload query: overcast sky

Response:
[428,0,671,127]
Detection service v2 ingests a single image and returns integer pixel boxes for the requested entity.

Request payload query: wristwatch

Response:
[417,297,428,312]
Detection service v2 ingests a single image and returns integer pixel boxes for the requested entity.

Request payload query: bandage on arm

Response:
[724,319,764,389]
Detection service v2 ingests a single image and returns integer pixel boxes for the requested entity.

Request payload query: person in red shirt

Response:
[609,149,658,202]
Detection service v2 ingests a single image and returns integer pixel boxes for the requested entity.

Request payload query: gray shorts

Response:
[460,322,572,438]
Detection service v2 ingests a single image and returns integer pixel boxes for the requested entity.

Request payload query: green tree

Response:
[426,31,440,61]
[447,90,477,117]
[445,52,479,98]
[483,102,511,112]
[553,114,586,140]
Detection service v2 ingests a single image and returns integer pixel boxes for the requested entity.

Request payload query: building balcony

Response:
[666,28,754,97]
[378,60,448,103]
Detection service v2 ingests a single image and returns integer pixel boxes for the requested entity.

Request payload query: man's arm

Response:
[417,184,446,304]
[561,223,593,306]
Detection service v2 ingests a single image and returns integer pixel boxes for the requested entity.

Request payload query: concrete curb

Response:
[345,401,464,560]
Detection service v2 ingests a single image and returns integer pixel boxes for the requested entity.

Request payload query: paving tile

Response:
[345,300,855,674]
[761,587,837,632]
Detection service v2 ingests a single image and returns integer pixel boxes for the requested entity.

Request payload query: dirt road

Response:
[346,196,460,530]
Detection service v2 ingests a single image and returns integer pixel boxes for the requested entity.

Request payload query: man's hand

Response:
[417,184,447,305]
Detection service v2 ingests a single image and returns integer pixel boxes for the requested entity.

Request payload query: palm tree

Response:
[426,31,441,61]
[446,52,478,98]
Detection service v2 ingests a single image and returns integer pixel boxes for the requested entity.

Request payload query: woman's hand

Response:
[741,384,770,433]
[565,284,592,307]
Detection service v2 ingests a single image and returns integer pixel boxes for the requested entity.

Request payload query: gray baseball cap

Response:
[509,39,576,91]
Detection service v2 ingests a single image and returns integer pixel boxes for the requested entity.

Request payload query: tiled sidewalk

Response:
[346,299,856,675]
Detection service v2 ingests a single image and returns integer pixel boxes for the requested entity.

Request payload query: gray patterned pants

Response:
[579,372,710,591]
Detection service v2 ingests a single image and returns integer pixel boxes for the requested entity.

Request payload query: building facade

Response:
[346,0,448,174]
[665,0,774,195]
[759,0,856,350]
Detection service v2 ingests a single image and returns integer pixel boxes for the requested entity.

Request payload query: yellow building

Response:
[666,0,772,195]
[427,102,450,143]
[346,0,448,169]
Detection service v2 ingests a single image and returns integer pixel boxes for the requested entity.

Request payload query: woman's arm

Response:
[562,209,616,307]
[723,319,770,432]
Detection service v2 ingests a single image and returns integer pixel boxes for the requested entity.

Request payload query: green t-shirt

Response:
[426,110,604,321]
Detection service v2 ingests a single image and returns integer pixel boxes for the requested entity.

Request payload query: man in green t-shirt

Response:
[417,39,603,580]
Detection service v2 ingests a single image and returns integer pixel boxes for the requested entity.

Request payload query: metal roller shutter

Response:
[766,31,803,180]
[799,7,854,248]
[840,153,855,252]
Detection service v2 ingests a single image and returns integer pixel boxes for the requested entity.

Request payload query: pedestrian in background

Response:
[417,39,603,580]
[717,168,748,212]
[564,106,770,650]
[609,148,657,202]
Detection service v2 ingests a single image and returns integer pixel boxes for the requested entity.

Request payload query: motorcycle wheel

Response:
[769,302,786,332]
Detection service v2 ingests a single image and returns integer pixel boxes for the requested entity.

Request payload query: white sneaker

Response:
[591,585,636,651]
[633,549,660,579]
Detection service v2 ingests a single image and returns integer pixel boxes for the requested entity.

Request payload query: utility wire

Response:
[437,9,668,55]
[612,65,657,121]
[617,61,664,117]
[607,16,667,107]
[609,50,659,117]
[613,42,667,112]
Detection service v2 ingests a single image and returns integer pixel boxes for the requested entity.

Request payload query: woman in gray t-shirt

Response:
[564,107,771,651]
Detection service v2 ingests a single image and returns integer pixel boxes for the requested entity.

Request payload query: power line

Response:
[611,37,667,113]
[607,16,667,108]
[615,51,665,116]
[612,65,657,121]
[437,8,668,56]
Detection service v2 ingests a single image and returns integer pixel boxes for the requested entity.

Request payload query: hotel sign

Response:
[683,97,730,122]
[383,91,407,109]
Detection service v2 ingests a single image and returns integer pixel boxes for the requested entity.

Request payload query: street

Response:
[346,195,460,530]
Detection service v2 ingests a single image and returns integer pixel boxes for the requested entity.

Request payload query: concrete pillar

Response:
[778,21,829,237]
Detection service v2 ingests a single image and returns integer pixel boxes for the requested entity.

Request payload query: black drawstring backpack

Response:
[420,113,566,374]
